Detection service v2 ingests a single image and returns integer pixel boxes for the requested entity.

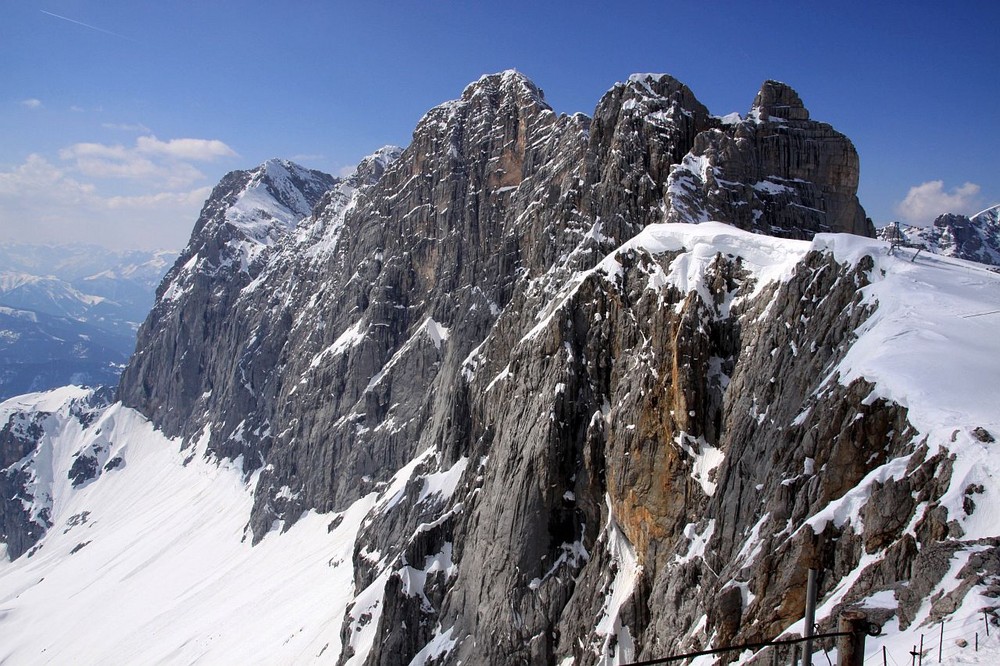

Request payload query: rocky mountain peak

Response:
[250,159,337,217]
[660,78,870,238]
[294,146,405,254]
[350,145,405,187]
[580,71,716,241]
[750,79,810,122]
[459,68,549,110]
[97,70,944,665]
[625,72,699,102]
[596,72,711,127]
[174,158,336,277]
[882,204,1000,266]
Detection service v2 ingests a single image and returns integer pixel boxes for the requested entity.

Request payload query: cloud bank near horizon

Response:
[0,134,237,250]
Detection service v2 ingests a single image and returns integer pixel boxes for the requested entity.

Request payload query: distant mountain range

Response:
[0,244,176,399]
[879,204,1000,267]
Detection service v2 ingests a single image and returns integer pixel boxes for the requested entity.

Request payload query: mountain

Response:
[0,306,132,400]
[878,204,1000,266]
[3,71,999,665]
[0,245,176,344]
[0,245,175,399]
[0,244,174,284]
[0,244,177,336]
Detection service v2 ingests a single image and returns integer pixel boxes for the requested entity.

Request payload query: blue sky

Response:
[2,1,997,250]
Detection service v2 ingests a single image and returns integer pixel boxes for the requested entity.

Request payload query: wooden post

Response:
[804,568,818,666]
[837,610,868,666]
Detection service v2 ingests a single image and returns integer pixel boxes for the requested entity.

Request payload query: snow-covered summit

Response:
[159,158,337,281]
[223,158,337,246]
[416,70,552,134]
[460,69,548,107]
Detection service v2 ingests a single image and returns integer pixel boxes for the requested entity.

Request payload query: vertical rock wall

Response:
[111,71,913,665]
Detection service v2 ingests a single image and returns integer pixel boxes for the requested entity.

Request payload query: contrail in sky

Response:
[39,9,136,42]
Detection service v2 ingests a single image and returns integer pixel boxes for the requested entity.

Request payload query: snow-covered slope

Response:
[0,387,373,664]
[221,158,337,266]
[3,224,999,664]
[183,158,338,275]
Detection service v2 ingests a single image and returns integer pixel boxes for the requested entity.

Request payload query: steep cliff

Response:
[664,80,872,238]
[3,71,997,665]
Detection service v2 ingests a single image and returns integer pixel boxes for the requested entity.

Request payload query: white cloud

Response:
[0,154,212,250]
[58,143,204,189]
[20,98,43,109]
[0,133,238,249]
[104,187,212,210]
[136,136,237,161]
[59,142,130,160]
[57,135,236,189]
[896,180,982,226]
[0,154,95,202]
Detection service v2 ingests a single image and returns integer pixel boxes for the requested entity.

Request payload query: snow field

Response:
[0,389,373,665]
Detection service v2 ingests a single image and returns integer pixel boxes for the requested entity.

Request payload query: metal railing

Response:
[624,631,852,665]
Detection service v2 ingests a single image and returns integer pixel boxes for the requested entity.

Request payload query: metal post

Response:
[790,643,799,666]
[938,623,943,662]
[986,610,991,637]
[883,645,887,666]
[837,610,867,666]
[919,634,924,666]
[804,568,818,666]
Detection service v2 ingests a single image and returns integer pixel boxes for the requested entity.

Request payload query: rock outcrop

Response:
[75,70,999,665]
[664,80,872,238]
[0,388,110,559]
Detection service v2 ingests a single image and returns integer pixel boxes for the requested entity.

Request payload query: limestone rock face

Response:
[0,408,50,560]
[751,79,810,121]
[106,71,994,666]
[665,80,872,238]
[118,159,339,444]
